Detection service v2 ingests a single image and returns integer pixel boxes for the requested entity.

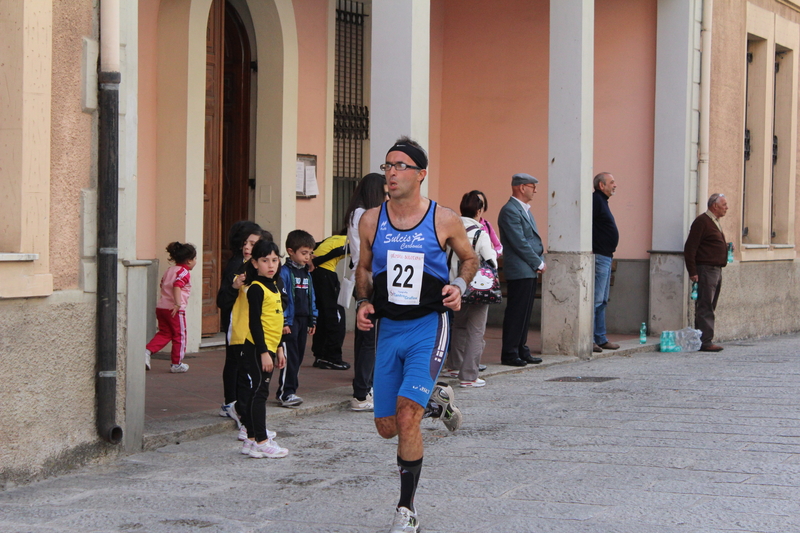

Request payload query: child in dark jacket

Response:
[275,230,318,407]
[216,221,269,421]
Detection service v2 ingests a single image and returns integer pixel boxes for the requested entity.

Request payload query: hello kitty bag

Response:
[461,228,502,305]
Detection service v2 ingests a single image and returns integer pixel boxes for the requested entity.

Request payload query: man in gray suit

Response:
[497,173,545,367]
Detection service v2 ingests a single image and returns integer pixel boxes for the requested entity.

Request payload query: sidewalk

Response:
[144,326,648,450]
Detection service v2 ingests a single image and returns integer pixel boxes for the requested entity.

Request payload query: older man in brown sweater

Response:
[684,193,729,351]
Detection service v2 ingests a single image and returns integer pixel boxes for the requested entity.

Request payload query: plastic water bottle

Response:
[639,323,647,344]
[674,327,702,352]
[660,331,681,352]
[690,282,698,301]
[727,242,734,264]
[659,331,669,352]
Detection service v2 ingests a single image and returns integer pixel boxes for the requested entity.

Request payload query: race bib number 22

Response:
[387,250,424,305]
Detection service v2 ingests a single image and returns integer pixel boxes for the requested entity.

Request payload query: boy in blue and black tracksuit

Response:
[276,229,318,407]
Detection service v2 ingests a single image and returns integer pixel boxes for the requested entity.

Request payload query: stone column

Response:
[369,0,430,193]
[649,0,700,334]
[542,0,595,359]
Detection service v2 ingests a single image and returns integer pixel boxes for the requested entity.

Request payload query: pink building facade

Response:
[3,0,800,483]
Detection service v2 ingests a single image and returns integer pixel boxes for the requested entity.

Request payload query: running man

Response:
[355,137,478,532]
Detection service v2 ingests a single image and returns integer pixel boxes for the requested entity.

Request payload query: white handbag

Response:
[337,246,354,309]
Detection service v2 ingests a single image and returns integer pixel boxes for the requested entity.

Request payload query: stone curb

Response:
[142,339,662,451]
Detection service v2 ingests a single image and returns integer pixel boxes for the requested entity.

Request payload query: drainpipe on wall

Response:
[96,0,123,445]
[697,0,713,216]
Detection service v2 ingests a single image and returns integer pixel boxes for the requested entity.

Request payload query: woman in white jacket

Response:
[444,191,498,387]
[343,173,387,410]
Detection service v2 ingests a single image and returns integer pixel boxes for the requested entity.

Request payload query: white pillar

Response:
[369,0,430,191]
[649,0,700,334]
[542,0,595,359]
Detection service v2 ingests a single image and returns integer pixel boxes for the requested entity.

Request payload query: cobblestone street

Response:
[2,335,800,532]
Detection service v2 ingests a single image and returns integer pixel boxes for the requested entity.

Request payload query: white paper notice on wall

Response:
[296,161,306,194]
[296,154,318,198]
[305,166,319,196]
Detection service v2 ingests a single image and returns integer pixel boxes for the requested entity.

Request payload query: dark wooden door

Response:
[221,3,252,272]
[202,0,225,336]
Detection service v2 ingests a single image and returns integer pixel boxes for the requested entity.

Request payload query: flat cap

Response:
[511,173,539,186]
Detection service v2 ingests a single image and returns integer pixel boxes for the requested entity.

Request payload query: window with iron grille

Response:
[333,0,369,232]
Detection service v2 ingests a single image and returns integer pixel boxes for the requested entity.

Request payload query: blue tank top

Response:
[371,200,449,320]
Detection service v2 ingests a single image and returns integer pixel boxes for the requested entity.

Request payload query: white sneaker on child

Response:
[219,401,242,428]
[249,438,288,458]
[279,394,303,407]
[170,363,189,373]
[238,426,276,441]
[241,439,254,455]
[350,392,374,412]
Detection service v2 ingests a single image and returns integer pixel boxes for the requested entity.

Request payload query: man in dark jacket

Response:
[684,193,730,352]
[592,172,619,353]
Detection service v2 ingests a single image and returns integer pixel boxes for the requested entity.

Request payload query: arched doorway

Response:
[202,0,253,335]
[154,0,297,351]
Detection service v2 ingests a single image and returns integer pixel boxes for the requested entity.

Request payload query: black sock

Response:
[397,456,423,512]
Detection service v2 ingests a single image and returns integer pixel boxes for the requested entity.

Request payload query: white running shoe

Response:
[440,369,459,378]
[170,363,189,373]
[279,394,303,407]
[431,382,462,431]
[389,506,419,533]
[459,378,486,388]
[241,439,254,455]
[238,426,276,441]
[219,401,242,428]
[249,438,289,459]
[350,392,374,411]
[145,350,151,371]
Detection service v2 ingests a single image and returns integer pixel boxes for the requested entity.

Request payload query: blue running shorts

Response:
[373,311,450,419]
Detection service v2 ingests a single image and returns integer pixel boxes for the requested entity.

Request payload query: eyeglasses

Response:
[380,162,422,172]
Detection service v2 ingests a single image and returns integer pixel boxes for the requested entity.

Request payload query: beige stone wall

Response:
[0,292,111,485]
[707,0,800,340]
[0,0,114,486]
[50,0,95,291]
[712,260,800,340]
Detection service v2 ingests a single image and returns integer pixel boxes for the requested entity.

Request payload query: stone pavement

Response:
[3,334,800,532]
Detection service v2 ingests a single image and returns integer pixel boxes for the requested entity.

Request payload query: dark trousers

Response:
[311,268,346,363]
[277,315,309,400]
[695,265,722,345]
[237,341,274,442]
[222,340,239,406]
[352,320,376,399]
[501,277,537,360]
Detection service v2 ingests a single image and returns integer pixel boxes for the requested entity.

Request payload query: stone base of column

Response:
[541,251,594,360]
[648,252,688,335]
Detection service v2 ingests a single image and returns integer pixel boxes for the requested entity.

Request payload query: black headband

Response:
[386,143,428,170]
